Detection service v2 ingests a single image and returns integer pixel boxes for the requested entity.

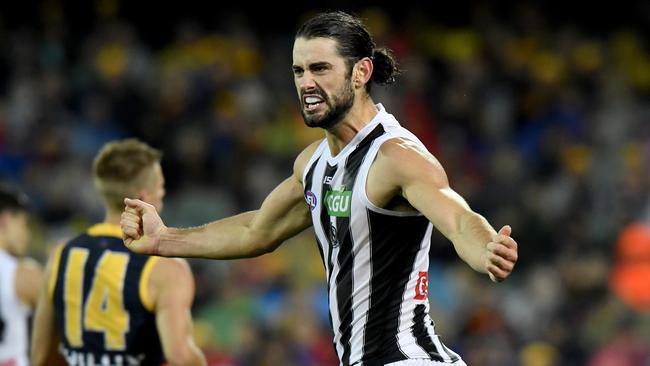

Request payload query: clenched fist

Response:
[121,198,167,255]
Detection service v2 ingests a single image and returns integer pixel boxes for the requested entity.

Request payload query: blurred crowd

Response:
[1,1,650,365]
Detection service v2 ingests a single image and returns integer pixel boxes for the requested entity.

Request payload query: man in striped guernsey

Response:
[121,12,519,366]
[31,140,206,366]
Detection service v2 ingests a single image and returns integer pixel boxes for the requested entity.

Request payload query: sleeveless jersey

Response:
[49,223,164,366]
[302,105,461,366]
[0,249,30,366]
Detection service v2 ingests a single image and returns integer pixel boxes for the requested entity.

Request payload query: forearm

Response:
[31,306,66,366]
[156,211,275,259]
[165,343,206,366]
[448,211,496,273]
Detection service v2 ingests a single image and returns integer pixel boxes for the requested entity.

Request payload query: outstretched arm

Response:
[375,138,518,282]
[121,142,319,259]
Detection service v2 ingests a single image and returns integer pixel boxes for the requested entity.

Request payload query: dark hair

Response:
[296,11,400,92]
[0,186,29,213]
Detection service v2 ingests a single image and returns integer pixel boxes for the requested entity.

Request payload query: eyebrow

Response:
[309,62,331,69]
[293,61,333,71]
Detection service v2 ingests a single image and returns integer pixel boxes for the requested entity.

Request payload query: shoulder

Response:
[375,137,448,186]
[16,257,44,289]
[147,257,195,305]
[149,257,193,285]
[17,257,43,275]
[293,139,324,180]
[15,257,44,307]
[377,137,444,172]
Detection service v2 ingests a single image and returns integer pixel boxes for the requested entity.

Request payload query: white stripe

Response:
[348,175,373,363]
[328,170,347,360]
[431,335,453,363]
[302,140,327,183]
[396,224,434,358]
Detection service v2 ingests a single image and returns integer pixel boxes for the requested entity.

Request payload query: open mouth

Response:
[303,95,325,113]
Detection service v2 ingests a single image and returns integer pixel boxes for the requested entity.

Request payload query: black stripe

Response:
[363,210,431,364]
[334,124,386,365]
[303,155,320,194]
[342,124,386,186]
[320,163,338,287]
[413,304,445,362]
[439,337,460,362]
[304,156,326,269]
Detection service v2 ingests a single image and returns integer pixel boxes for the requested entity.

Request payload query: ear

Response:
[353,57,373,89]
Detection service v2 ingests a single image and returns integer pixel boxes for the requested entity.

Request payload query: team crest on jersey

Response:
[329,224,340,247]
[324,189,352,217]
[305,190,317,211]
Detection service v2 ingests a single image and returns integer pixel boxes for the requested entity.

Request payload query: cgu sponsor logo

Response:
[324,190,352,217]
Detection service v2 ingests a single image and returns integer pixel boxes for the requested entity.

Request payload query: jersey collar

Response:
[87,223,123,239]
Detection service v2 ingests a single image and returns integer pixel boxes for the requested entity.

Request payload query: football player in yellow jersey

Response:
[31,139,206,366]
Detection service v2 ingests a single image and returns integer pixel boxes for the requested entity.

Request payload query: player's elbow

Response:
[242,230,281,257]
[164,343,206,366]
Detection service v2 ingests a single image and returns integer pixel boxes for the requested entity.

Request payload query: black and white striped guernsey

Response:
[302,104,461,366]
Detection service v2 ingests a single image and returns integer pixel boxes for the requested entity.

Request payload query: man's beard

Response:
[301,80,354,130]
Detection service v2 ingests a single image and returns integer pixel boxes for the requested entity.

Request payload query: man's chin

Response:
[304,120,323,128]
[302,112,326,128]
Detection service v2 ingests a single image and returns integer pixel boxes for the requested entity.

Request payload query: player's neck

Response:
[103,211,122,226]
[325,96,378,156]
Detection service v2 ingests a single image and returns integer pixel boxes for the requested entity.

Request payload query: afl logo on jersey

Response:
[305,190,317,211]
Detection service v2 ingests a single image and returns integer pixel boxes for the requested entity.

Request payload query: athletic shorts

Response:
[385,359,467,366]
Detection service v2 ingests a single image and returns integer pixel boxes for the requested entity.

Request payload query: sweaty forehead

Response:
[292,37,342,66]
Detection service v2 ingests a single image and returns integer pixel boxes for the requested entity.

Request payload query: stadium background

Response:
[1,0,650,364]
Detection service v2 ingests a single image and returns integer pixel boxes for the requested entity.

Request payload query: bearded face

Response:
[300,77,354,130]
[293,37,357,130]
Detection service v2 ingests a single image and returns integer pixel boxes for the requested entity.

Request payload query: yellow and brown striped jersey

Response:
[49,223,164,366]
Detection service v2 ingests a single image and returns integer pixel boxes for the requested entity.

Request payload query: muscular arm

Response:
[149,258,206,366]
[31,246,66,366]
[373,139,517,281]
[158,173,311,258]
[122,141,319,259]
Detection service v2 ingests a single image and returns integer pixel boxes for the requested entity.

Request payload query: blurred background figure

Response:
[0,187,43,366]
[1,1,650,365]
[31,139,206,366]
